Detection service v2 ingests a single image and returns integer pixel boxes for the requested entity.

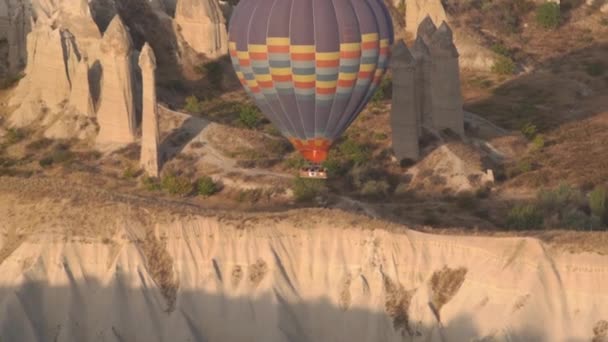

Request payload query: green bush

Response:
[518,160,533,173]
[238,104,261,129]
[521,122,538,140]
[560,209,595,230]
[284,155,307,170]
[161,174,193,196]
[196,176,218,197]
[532,134,545,150]
[122,166,139,179]
[141,176,162,191]
[4,128,26,145]
[292,177,326,202]
[371,76,392,104]
[589,186,607,221]
[360,180,390,198]
[26,138,53,151]
[506,205,544,230]
[455,191,478,210]
[184,95,202,114]
[491,43,510,57]
[491,56,516,75]
[338,139,370,165]
[537,183,583,213]
[585,62,605,77]
[535,2,560,29]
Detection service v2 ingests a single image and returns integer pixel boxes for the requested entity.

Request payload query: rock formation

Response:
[428,22,464,136]
[174,0,228,58]
[405,1,496,71]
[390,40,420,161]
[9,26,72,126]
[96,16,137,146]
[69,59,95,117]
[0,0,31,78]
[390,19,464,160]
[405,0,446,38]
[411,36,432,129]
[139,43,161,177]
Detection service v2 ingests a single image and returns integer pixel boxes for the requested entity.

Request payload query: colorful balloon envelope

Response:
[228,0,394,164]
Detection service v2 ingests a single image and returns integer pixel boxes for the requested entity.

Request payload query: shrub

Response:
[122,166,139,179]
[360,180,390,198]
[338,139,370,165]
[284,155,307,170]
[520,122,538,140]
[491,43,510,57]
[321,157,344,177]
[491,56,516,75]
[373,132,388,141]
[238,104,261,129]
[506,205,544,230]
[184,95,202,114]
[26,138,53,151]
[161,174,193,196]
[585,62,605,77]
[236,189,264,203]
[537,183,583,213]
[532,134,545,150]
[517,160,533,173]
[142,176,162,191]
[455,191,478,210]
[292,177,326,202]
[371,76,392,104]
[560,209,594,230]
[589,186,607,221]
[4,128,26,145]
[535,2,560,29]
[39,157,54,168]
[196,176,218,197]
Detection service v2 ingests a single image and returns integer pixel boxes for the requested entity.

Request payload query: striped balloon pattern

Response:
[228,0,393,163]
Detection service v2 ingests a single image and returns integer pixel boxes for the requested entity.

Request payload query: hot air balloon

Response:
[228,0,393,177]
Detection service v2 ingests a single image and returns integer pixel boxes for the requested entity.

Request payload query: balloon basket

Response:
[299,164,328,179]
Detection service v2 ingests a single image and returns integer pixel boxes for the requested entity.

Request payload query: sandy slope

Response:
[0,180,607,342]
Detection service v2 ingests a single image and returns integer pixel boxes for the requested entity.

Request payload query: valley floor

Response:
[1,175,608,342]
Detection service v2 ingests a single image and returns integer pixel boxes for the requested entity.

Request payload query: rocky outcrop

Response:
[69,59,95,117]
[390,40,420,161]
[428,22,464,136]
[9,26,72,126]
[405,0,446,38]
[0,0,31,78]
[95,16,137,146]
[174,0,227,58]
[390,19,464,160]
[405,1,496,71]
[139,43,160,177]
[411,36,432,130]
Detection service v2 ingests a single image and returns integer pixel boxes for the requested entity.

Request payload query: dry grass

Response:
[140,231,179,312]
[248,259,268,288]
[383,275,415,337]
[429,267,468,321]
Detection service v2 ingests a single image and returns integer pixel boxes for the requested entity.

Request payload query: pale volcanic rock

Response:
[138,43,161,177]
[69,59,95,117]
[174,0,228,58]
[416,15,438,44]
[0,0,31,77]
[391,40,420,161]
[411,35,433,129]
[405,0,446,38]
[428,22,464,136]
[95,16,137,146]
[9,26,72,126]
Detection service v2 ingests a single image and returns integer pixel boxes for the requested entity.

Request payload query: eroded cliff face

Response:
[0,188,607,342]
